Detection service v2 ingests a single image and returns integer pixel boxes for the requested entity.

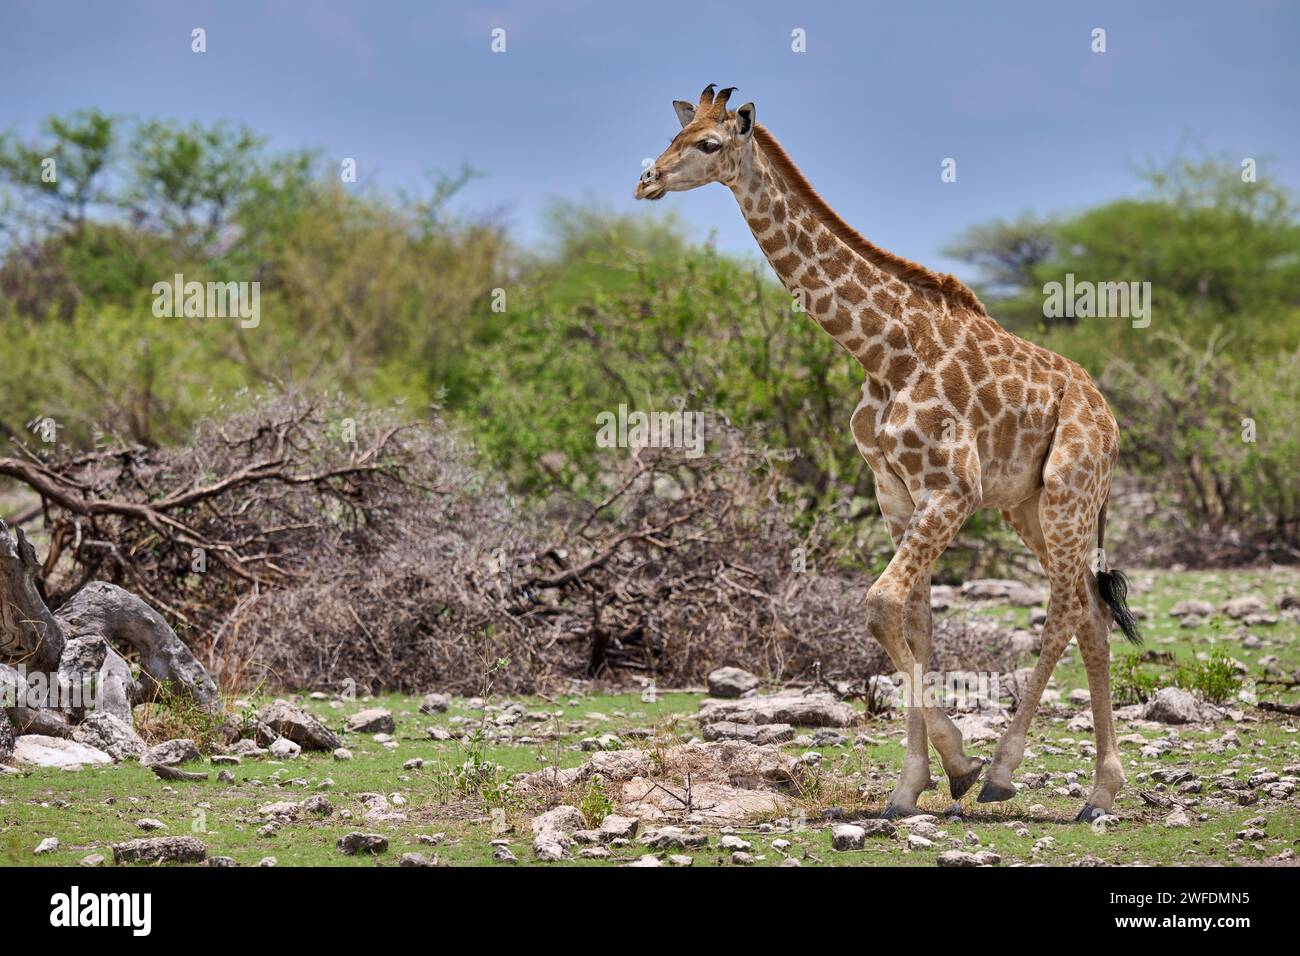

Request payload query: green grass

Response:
[966,567,1300,703]
[3,569,1297,867]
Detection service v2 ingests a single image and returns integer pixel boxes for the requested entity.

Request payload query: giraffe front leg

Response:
[869,470,939,817]
[882,586,934,818]
[903,569,982,803]
[883,705,931,818]
[868,490,983,800]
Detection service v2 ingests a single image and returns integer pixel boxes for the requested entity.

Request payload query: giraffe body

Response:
[636,85,1139,821]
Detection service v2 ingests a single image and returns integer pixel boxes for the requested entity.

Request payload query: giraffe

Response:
[635,85,1142,822]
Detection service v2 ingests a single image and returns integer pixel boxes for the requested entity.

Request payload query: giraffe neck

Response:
[728,127,972,384]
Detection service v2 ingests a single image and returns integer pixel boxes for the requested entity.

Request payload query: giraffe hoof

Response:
[1076,803,1105,824]
[976,780,1017,804]
[949,763,984,800]
[881,803,922,820]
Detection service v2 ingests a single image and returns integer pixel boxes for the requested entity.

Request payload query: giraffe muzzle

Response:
[635,167,666,200]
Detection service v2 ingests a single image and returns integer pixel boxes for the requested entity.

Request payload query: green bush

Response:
[579,778,615,828]
[1102,332,1300,557]
[1113,650,1244,706]
[1113,653,1165,705]
[1176,651,1245,705]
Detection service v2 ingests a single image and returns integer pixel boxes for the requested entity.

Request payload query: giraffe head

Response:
[634,84,756,200]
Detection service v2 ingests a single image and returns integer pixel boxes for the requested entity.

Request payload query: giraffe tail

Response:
[1095,496,1142,645]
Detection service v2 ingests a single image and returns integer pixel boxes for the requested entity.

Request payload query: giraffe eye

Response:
[696,140,722,154]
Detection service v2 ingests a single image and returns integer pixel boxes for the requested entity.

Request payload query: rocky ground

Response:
[3,568,1298,868]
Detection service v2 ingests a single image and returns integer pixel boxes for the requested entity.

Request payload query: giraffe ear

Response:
[672,100,696,128]
[733,102,756,139]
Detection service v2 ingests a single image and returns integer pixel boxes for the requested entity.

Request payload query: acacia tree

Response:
[944,156,1300,354]
[0,109,117,235]
[124,119,265,245]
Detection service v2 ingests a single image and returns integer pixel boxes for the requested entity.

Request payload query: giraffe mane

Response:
[751,123,988,316]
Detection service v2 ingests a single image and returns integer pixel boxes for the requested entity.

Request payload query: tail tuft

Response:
[1097,569,1142,645]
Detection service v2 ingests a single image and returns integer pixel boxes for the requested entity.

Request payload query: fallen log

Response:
[0,517,64,670]
[57,581,219,712]
[1257,700,1300,717]
[0,517,219,747]
[150,763,210,782]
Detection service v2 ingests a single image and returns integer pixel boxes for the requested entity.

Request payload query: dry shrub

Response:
[233,412,1018,694]
[10,398,1019,695]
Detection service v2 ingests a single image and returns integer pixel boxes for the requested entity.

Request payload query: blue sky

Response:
[2,0,1297,276]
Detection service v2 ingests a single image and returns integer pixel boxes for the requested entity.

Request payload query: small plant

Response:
[435,652,516,807]
[579,777,614,828]
[453,728,499,791]
[1176,650,1244,704]
[1112,654,1164,705]
[234,680,269,738]
[132,679,231,750]
[425,743,506,807]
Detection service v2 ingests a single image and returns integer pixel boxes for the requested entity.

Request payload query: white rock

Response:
[597,814,639,840]
[269,737,302,759]
[346,708,395,734]
[707,666,761,699]
[1144,687,1219,725]
[419,693,450,714]
[531,805,584,861]
[71,712,145,761]
[697,691,858,728]
[831,824,866,851]
[1223,596,1268,619]
[14,735,112,769]
[961,579,1044,606]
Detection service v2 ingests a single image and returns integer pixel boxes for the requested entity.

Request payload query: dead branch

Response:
[1257,700,1300,716]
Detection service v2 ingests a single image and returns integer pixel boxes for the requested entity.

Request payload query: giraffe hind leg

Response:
[981,421,1114,810]
[1074,572,1126,819]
